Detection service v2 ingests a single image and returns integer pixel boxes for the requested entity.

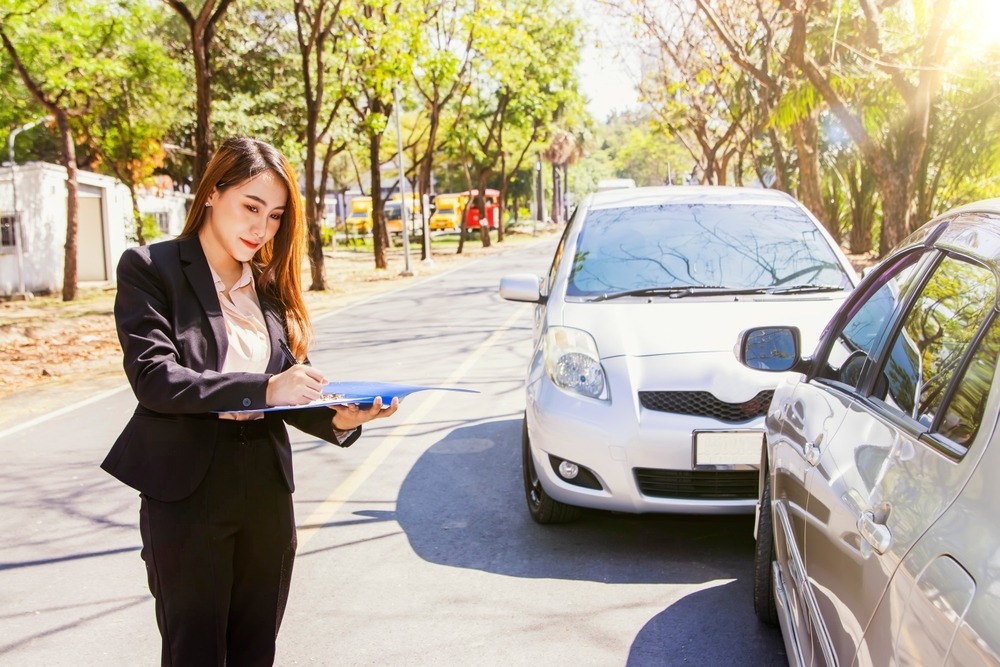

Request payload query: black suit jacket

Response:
[102,235,359,502]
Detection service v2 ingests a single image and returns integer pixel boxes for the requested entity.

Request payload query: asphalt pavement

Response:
[0,238,785,666]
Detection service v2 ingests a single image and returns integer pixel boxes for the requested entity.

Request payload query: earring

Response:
[205,201,211,208]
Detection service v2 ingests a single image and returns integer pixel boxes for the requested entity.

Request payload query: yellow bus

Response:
[429,193,468,232]
[346,196,372,235]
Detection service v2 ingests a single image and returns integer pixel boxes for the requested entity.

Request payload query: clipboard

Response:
[227,380,479,413]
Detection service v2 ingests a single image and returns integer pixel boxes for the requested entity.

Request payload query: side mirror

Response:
[737,326,802,372]
[499,274,545,303]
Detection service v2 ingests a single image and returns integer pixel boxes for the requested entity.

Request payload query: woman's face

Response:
[201,169,288,272]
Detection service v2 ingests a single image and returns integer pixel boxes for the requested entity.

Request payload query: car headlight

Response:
[544,326,608,400]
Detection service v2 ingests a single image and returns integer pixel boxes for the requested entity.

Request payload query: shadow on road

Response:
[626,578,787,666]
[397,418,755,584]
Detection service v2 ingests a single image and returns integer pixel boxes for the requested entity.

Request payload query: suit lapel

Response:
[258,287,287,375]
[178,235,228,371]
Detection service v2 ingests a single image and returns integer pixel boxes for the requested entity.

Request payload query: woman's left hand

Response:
[330,396,399,431]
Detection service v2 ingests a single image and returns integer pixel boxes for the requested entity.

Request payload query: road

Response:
[0,237,786,666]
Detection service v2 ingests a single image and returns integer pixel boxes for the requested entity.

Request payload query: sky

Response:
[575,0,643,122]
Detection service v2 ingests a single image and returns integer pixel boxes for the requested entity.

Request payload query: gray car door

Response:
[804,252,998,665]
[771,250,929,666]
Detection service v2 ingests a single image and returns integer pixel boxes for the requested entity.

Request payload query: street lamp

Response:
[7,115,52,299]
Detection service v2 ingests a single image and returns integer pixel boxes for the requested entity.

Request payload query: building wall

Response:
[0,162,131,296]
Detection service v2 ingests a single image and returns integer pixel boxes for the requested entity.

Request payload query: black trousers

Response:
[139,419,296,667]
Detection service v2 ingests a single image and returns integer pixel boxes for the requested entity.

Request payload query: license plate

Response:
[694,431,763,467]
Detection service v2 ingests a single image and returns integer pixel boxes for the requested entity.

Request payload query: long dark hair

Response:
[181,137,311,358]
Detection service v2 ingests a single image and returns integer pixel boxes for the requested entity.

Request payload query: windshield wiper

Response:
[589,286,727,302]
[668,283,847,299]
[589,283,846,302]
[765,283,845,295]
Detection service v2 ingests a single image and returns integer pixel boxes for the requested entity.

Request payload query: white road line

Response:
[0,384,131,441]
[296,304,530,548]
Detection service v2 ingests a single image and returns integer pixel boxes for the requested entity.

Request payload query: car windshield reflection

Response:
[566,203,853,298]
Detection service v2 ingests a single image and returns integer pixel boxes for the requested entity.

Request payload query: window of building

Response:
[1,213,18,252]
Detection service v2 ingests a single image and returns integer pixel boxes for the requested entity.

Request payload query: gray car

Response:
[737,198,1000,665]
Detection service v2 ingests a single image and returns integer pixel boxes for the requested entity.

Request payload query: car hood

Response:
[557,297,846,359]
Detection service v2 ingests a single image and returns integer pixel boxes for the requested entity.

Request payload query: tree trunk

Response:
[877,175,911,256]
[549,163,562,224]
[57,113,79,301]
[128,183,146,246]
[304,147,327,290]
[370,134,387,269]
[477,171,491,248]
[791,114,833,238]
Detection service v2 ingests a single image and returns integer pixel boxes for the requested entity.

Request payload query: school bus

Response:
[428,193,467,231]
[346,196,372,235]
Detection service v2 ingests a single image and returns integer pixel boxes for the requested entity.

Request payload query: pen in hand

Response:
[278,339,299,367]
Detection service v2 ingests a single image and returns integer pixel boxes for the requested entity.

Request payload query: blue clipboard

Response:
[231,381,479,413]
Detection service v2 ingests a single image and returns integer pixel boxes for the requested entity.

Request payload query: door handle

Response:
[804,440,820,466]
[858,511,892,554]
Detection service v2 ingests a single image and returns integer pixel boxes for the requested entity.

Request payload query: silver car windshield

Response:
[566,203,853,298]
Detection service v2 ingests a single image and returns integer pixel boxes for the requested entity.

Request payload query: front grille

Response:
[634,468,758,500]
[639,390,773,423]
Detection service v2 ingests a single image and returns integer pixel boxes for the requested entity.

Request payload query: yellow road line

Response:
[296,305,530,548]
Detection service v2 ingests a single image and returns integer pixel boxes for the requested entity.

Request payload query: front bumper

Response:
[525,354,765,515]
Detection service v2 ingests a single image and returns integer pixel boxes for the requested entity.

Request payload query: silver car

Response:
[500,186,857,523]
[737,198,1000,665]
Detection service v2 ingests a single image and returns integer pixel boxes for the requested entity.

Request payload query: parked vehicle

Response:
[346,196,372,235]
[737,198,1000,666]
[384,193,422,238]
[429,193,466,232]
[499,185,857,523]
[596,177,637,191]
[461,189,499,235]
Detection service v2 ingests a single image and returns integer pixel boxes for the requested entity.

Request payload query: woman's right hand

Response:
[266,365,327,406]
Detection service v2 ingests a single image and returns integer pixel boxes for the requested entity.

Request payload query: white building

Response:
[135,180,192,239]
[0,162,132,296]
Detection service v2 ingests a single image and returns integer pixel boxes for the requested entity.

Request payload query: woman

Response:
[102,137,397,666]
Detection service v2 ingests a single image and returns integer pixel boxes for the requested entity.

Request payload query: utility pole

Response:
[393,85,413,276]
[534,152,544,236]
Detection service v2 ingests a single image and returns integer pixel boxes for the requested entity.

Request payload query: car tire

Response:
[522,417,579,524]
[754,465,779,625]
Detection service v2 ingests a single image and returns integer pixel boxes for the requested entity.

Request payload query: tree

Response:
[410,0,476,221]
[294,0,349,289]
[781,0,953,254]
[81,4,186,246]
[338,0,423,269]
[691,0,831,231]
[163,0,234,185]
[452,0,582,248]
[0,0,125,301]
[634,4,756,186]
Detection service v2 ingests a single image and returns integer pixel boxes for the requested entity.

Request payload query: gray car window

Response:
[877,256,997,427]
[565,203,852,296]
[822,252,925,388]
[938,315,1000,447]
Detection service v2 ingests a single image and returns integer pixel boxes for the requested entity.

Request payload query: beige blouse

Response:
[212,263,269,421]
[210,263,355,442]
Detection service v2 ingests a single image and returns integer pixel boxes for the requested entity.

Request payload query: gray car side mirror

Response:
[737,326,803,372]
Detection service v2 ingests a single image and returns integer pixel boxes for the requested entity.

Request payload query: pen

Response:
[278,339,298,367]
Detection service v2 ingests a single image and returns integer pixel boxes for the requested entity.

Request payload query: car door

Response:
[802,251,999,665]
[770,249,930,666]
[862,310,1000,665]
